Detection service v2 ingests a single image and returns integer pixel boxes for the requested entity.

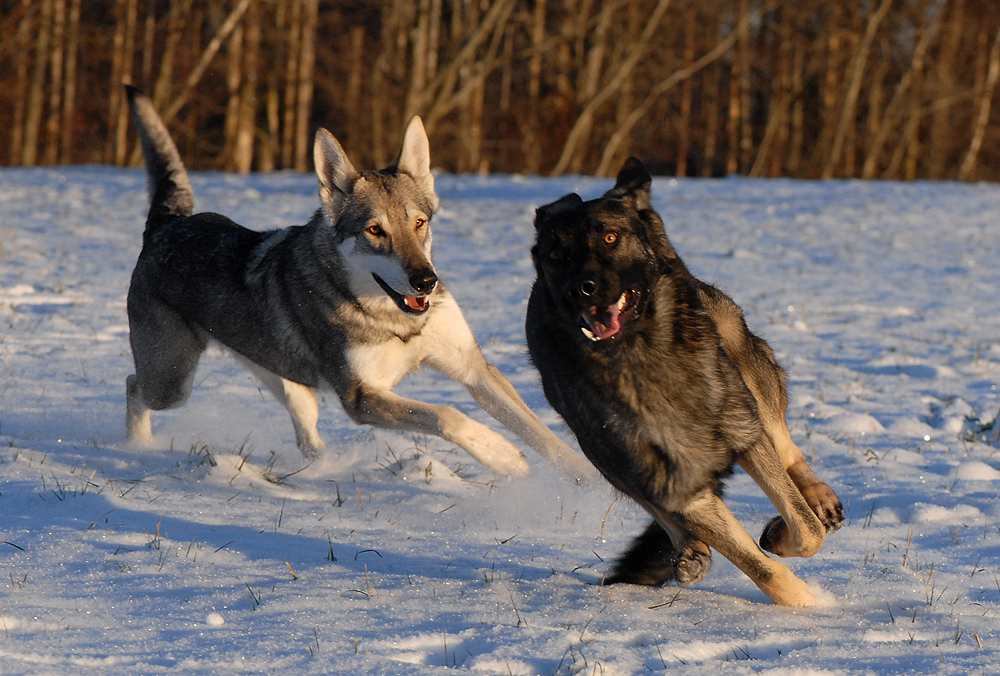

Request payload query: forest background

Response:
[1,0,998,180]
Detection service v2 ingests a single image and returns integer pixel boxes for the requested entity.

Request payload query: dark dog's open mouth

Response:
[372,274,430,315]
[580,289,640,341]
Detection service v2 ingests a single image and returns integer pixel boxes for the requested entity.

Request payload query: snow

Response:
[2,166,1000,674]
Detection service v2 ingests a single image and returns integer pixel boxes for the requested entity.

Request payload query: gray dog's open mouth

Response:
[372,274,430,315]
[580,289,639,341]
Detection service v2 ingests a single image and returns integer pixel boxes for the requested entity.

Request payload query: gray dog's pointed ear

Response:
[534,193,583,229]
[397,116,439,213]
[314,128,358,214]
[604,157,652,210]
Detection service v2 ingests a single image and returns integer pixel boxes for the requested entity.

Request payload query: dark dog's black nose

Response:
[409,269,438,296]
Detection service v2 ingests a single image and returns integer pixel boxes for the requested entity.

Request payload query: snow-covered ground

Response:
[1,166,1000,675]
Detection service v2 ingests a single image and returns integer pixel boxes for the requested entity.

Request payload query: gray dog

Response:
[124,86,591,480]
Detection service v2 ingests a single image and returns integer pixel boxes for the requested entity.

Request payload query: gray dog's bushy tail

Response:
[125,85,194,232]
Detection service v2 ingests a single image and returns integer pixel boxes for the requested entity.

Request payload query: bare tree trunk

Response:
[737,0,753,171]
[114,0,137,166]
[861,10,942,178]
[159,0,253,126]
[750,99,781,178]
[523,0,547,173]
[235,0,260,174]
[141,1,155,91]
[104,0,125,164]
[345,25,365,151]
[500,23,514,114]
[223,18,245,169]
[769,3,795,177]
[428,0,442,81]
[596,18,744,177]
[885,65,924,179]
[59,0,79,164]
[958,24,1000,181]
[43,0,65,165]
[788,25,805,174]
[294,0,317,172]
[674,5,698,176]
[551,0,672,176]
[281,0,302,169]
[903,64,925,180]
[370,0,401,165]
[567,1,613,173]
[10,0,34,165]
[701,63,720,177]
[676,6,697,177]
[153,0,193,109]
[822,0,892,179]
[929,0,964,179]
[422,0,516,134]
[24,0,54,167]
[866,44,888,155]
[724,0,746,175]
[260,0,286,172]
[406,0,431,120]
[614,1,640,164]
[460,1,484,173]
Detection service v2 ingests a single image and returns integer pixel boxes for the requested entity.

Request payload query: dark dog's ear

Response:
[604,157,652,210]
[534,193,583,228]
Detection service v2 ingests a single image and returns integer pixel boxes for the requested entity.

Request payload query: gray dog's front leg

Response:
[341,385,530,477]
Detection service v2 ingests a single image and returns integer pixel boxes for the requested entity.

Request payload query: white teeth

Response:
[580,325,599,341]
[617,292,628,310]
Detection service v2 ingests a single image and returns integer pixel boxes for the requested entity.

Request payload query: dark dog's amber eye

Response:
[604,232,618,245]
[367,224,385,237]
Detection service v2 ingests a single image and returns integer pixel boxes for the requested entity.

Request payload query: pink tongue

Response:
[587,303,621,340]
[405,295,428,311]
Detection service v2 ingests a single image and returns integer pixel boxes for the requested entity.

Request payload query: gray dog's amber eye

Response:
[604,232,618,245]
[414,218,427,229]
[367,224,385,237]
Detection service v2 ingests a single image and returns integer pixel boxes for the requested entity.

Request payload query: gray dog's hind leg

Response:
[126,295,206,444]
[126,374,153,444]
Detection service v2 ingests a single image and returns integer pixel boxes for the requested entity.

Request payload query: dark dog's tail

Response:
[125,85,193,232]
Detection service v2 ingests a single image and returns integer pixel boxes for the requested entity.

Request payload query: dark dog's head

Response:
[531,158,678,343]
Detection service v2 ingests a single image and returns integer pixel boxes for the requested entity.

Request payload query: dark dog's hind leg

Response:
[606,520,711,587]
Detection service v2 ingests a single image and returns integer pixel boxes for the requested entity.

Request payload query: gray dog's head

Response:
[312,119,441,315]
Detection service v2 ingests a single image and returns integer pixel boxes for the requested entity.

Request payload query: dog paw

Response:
[459,423,531,477]
[605,533,711,587]
[605,521,680,587]
[800,481,844,532]
[674,540,712,586]
[759,516,788,556]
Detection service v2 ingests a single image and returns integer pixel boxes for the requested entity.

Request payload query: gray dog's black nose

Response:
[410,269,438,295]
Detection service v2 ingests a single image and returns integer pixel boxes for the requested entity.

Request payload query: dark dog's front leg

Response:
[737,439,826,559]
[340,384,530,477]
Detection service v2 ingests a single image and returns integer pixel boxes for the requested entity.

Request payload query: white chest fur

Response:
[345,337,426,390]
